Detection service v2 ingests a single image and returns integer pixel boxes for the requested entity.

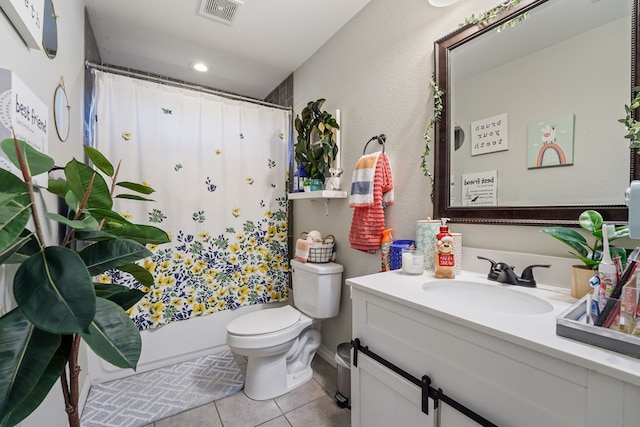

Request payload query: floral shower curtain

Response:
[90,70,290,330]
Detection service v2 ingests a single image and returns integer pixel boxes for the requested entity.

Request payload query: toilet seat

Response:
[226,305,313,350]
[227,305,301,336]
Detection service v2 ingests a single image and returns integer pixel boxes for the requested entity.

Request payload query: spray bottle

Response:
[381,228,393,272]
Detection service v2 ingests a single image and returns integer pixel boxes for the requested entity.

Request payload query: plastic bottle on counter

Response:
[380,228,393,272]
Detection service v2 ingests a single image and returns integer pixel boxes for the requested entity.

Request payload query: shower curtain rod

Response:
[85,61,292,112]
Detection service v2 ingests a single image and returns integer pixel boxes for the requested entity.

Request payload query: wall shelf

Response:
[288,190,347,215]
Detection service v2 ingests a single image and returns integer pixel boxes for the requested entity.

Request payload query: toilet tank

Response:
[290,259,343,319]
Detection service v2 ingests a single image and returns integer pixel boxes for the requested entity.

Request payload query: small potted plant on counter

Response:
[541,210,628,298]
[294,98,340,183]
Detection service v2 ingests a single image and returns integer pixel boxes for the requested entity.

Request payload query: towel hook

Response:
[363,134,386,154]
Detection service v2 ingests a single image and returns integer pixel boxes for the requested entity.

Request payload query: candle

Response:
[402,248,424,275]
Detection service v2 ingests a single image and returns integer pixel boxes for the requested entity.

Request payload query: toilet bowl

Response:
[226,260,343,400]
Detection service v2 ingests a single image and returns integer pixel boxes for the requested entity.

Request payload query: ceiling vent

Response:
[198,0,243,25]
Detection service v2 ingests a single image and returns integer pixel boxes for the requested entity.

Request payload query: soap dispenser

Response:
[434,218,455,279]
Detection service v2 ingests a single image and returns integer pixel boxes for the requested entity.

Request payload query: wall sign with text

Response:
[0,0,45,49]
[471,113,508,156]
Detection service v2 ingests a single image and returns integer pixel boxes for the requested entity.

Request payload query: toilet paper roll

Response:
[416,220,440,270]
[451,232,462,275]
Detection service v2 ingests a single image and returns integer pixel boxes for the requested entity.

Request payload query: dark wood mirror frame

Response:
[433,0,640,226]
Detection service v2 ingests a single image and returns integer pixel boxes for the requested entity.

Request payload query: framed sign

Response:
[0,0,45,49]
[471,113,508,156]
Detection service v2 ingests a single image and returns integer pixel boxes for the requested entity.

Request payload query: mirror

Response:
[54,77,70,142]
[434,0,640,225]
[42,0,58,59]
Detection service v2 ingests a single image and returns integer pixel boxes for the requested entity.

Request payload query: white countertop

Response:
[347,269,640,387]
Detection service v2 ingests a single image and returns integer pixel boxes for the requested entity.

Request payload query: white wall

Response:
[293,0,637,356]
[1,1,87,425]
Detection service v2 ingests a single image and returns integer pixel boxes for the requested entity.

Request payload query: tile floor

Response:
[143,354,350,427]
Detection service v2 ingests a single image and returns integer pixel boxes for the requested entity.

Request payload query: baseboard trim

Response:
[316,344,336,367]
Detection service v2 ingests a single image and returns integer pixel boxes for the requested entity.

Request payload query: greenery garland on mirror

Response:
[620,86,640,149]
[461,0,527,30]
[422,75,442,200]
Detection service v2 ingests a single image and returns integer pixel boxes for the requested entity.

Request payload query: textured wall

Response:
[292,0,634,355]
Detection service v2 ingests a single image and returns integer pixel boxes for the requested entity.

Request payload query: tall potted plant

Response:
[294,99,340,181]
[541,210,628,298]
[0,134,169,427]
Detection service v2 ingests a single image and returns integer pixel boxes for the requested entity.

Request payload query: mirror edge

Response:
[434,0,640,226]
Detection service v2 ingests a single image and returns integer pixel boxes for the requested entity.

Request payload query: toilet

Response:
[226,259,343,400]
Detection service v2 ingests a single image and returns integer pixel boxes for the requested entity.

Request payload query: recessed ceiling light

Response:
[191,62,209,72]
[428,0,459,6]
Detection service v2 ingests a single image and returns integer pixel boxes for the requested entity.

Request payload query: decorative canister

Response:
[451,232,462,275]
[416,219,440,270]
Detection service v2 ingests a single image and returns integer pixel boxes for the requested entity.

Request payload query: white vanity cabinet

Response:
[348,273,640,427]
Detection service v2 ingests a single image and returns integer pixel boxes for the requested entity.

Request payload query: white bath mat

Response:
[80,351,244,427]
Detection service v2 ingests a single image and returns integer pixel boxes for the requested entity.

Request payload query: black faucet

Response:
[477,256,550,287]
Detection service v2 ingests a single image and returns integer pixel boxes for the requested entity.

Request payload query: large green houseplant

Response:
[0,134,169,427]
[294,99,340,181]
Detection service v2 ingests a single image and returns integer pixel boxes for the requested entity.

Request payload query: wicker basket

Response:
[300,232,335,263]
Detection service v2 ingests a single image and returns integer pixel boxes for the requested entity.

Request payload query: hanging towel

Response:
[349,152,394,252]
[349,152,380,207]
[294,239,310,262]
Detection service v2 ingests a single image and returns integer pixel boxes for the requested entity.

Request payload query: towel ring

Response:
[363,134,386,154]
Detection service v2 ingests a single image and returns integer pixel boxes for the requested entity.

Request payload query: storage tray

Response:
[556,295,640,359]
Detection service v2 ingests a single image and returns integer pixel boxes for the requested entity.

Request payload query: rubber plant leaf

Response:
[0,169,30,254]
[81,298,142,369]
[84,145,114,177]
[0,308,61,422]
[94,284,147,310]
[2,335,71,427]
[114,194,155,202]
[63,159,112,211]
[78,239,152,276]
[115,263,154,287]
[0,139,55,177]
[105,223,170,245]
[0,233,32,266]
[13,246,96,334]
[116,181,155,195]
[74,230,118,242]
[44,211,100,231]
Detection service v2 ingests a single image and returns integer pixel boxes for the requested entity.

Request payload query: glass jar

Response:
[310,178,324,191]
[402,248,424,275]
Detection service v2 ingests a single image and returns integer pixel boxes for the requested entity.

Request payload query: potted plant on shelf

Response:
[541,210,628,298]
[294,98,340,183]
[0,134,169,427]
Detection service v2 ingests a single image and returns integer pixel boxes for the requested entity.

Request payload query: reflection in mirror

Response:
[42,0,58,59]
[434,0,640,225]
[54,77,70,142]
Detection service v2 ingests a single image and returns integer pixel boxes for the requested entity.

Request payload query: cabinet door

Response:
[352,353,436,427]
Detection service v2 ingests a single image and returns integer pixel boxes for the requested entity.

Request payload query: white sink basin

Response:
[421,280,553,315]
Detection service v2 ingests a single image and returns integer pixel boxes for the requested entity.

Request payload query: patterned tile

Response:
[80,351,244,427]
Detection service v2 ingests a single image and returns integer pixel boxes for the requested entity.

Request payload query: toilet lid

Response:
[227,305,301,336]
